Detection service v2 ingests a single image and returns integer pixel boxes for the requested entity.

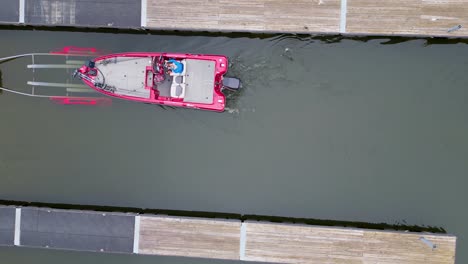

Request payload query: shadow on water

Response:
[2,24,468,46]
[156,104,176,111]
[268,33,468,46]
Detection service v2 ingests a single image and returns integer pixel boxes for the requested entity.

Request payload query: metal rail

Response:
[0,52,99,99]
[0,52,94,64]
[27,64,80,69]
[26,81,88,88]
[0,86,61,98]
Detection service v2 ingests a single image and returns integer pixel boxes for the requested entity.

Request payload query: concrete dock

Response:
[1,0,468,38]
[0,205,457,263]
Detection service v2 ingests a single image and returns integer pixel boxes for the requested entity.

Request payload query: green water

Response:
[1,30,467,263]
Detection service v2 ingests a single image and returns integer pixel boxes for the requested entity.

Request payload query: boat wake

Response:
[224,107,256,114]
[224,107,239,114]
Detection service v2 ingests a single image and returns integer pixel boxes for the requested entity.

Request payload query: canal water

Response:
[0,30,467,263]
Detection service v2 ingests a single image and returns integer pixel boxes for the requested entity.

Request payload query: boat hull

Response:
[79,52,229,112]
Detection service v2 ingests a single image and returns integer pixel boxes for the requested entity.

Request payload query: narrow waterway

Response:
[1,29,467,263]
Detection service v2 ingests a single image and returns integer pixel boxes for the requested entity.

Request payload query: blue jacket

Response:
[168,59,184,74]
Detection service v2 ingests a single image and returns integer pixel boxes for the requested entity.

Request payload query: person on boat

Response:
[166,59,184,74]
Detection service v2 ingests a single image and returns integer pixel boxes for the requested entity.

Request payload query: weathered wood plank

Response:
[244,222,365,264]
[4,0,468,37]
[347,0,468,37]
[139,216,241,260]
[363,231,456,264]
[146,0,341,32]
[243,221,456,264]
[146,0,468,37]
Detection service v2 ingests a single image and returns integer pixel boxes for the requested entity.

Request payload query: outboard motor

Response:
[222,77,241,91]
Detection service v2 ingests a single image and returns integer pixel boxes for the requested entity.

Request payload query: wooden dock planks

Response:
[242,221,456,264]
[145,0,468,37]
[243,222,365,264]
[263,0,341,33]
[146,0,341,33]
[347,0,468,37]
[3,0,468,37]
[138,216,241,260]
[137,216,456,263]
[363,231,457,264]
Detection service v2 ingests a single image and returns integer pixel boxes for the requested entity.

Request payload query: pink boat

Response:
[74,52,241,112]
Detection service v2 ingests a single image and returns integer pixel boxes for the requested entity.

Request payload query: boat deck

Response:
[96,57,151,99]
[93,57,217,104]
[183,59,215,104]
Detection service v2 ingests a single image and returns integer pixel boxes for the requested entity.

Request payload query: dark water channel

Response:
[0,29,468,263]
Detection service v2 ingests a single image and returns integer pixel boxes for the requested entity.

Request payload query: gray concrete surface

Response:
[0,207,15,246]
[25,0,140,27]
[20,208,135,253]
[0,0,19,23]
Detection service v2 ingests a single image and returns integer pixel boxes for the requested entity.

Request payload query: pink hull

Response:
[79,52,229,112]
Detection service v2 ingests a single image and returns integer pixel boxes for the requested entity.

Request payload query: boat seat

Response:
[169,60,186,76]
[170,75,186,98]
